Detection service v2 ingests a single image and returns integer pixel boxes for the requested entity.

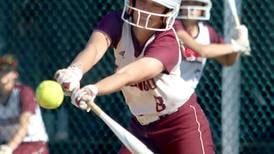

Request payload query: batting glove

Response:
[55,65,83,96]
[71,85,98,111]
[0,145,12,154]
[231,25,251,55]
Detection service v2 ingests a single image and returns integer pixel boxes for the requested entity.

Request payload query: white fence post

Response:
[222,0,242,154]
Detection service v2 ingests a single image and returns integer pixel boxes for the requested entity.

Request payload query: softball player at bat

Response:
[55,0,215,153]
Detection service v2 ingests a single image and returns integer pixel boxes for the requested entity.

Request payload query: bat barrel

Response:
[88,102,154,154]
[228,0,241,26]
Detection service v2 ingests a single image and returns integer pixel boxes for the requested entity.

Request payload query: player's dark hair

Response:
[0,54,17,77]
[124,0,136,18]
[131,0,136,6]
[160,8,172,28]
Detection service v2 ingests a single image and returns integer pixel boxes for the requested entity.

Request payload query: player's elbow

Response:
[223,54,239,66]
[221,58,237,66]
[222,60,235,66]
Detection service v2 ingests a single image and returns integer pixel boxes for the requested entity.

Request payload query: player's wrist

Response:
[8,139,20,151]
[67,64,83,80]
[7,144,15,151]
[71,84,98,110]
[231,39,251,55]
[231,39,242,53]
[0,144,13,153]
[86,84,98,96]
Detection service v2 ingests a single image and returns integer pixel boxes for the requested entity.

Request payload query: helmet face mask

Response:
[122,0,181,31]
[177,0,212,21]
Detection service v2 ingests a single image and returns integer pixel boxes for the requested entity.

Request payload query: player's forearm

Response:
[199,44,236,58]
[95,72,131,95]
[8,129,27,150]
[70,48,98,74]
[8,113,31,150]
[177,30,236,57]
[95,67,158,95]
[95,58,163,95]
[70,31,111,74]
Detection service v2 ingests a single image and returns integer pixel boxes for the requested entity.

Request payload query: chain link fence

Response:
[0,0,273,153]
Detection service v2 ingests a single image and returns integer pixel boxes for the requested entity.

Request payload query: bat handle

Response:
[234,16,241,27]
[86,101,102,116]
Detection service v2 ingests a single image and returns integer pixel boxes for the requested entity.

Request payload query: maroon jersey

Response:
[0,83,48,143]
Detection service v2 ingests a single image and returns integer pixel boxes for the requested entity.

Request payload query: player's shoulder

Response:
[96,10,124,47]
[155,28,177,41]
[150,29,180,51]
[201,22,224,43]
[97,10,123,27]
[173,19,184,31]
[201,22,218,33]
[103,10,123,21]
[15,83,34,93]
